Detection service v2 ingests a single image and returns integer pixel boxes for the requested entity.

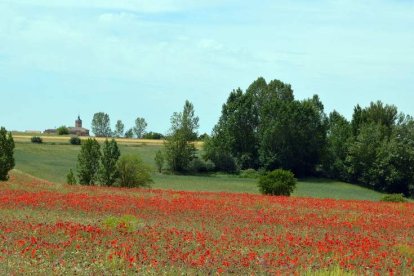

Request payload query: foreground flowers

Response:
[0,173,413,274]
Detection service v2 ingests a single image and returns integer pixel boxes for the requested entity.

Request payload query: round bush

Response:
[31,136,43,144]
[69,136,81,145]
[116,155,153,188]
[240,168,260,179]
[258,169,297,196]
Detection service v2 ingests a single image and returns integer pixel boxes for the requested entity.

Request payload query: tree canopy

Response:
[0,127,15,181]
[92,112,112,137]
[165,100,199,172]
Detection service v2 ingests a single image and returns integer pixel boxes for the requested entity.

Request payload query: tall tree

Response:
[259,94,327,176]
[114,120,125,138]
[346,123,384,187]
[99,139,121,186]
[321,111,352,179]
[374,118,414,195]
[134,117,147,139]
[165,100,199,172]
[0,127,15,181]
[125,128,134,139]
[206,77,327,176]
[92,112,112,137]
[351,101,398,138]
[77,138,101,185]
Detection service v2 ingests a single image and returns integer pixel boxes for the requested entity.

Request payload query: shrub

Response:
[240,168,260,179]
[31,136,43,144]
[0,127,15,181]
[57,126,69,135]
[380,194,407,203]
[66,169,77,185]
[116,155,153,188]
[69,136,81,145]
[143,132,164,140]
[258,169,297,196]
[188,158,215,173]
[154,150,164,173]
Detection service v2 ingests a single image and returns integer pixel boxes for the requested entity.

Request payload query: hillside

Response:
[14,139,386,201]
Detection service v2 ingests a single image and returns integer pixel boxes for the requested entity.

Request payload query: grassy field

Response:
[14,140,386,201]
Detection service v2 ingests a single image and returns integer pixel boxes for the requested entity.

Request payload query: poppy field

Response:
[1,172,413,275]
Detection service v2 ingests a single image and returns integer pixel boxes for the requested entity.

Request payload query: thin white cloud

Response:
[0,0,232,14]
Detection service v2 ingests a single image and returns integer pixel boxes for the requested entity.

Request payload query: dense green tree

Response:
[142,132,164,140]
[116,155,152,188]
[114,120,125,138]
[203,133,238,173]
[351,101,398,138]
[0,127,15,181]
[125,128,134,139]
[205,78,327,176]
[165,100,199,172]
[372,118,414,195]
[346,123,383,187]
[259,95,327,176]
[57,126,69,135]
[99,139,121,186]
[134,117,147,139]
[77,138,101,185]
[154,150,164,173]
[92,112,112,137]
[321,111,352,179]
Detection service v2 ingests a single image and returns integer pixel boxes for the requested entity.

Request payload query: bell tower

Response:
[75,115,82,128]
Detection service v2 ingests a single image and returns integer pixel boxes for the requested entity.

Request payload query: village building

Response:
[44,116,90,136]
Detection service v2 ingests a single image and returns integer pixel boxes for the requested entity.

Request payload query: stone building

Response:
[44,116,90,136]
[68,116,90,136]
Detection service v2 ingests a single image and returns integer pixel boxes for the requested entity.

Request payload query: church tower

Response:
[75,116,82,128]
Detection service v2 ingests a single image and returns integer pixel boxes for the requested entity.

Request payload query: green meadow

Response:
[14,140,385,201]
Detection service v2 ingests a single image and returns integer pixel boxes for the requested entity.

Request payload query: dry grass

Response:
[12,134,203,147]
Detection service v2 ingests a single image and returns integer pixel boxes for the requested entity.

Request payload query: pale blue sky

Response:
[0,0,413,134]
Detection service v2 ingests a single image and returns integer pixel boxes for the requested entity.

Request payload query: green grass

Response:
[14,142,161,183]
[294,178,385,201]
[152,173,259,193]
[14,142,388,201]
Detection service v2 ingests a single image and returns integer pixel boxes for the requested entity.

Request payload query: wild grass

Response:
[13,142,389,201]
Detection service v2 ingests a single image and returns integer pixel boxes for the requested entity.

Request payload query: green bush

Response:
[66,169,77,185]
[258,169,297,196]
[116,155,153,188]
[69,136,81,145]
[57,125,69,135]
[380,194,407,203]
[240,168,260,179]
[188,158,215,173]
[142,132,164,140]
[31,136,43,144]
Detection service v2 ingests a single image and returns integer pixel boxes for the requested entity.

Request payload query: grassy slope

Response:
[14,141,386,201]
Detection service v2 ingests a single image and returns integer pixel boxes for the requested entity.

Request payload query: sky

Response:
[0,0,413,134]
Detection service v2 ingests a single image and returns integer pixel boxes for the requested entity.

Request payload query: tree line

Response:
[91,113,154,139]
[67,138,152,188]
[1,76,413,197]
[201,77,414,197]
